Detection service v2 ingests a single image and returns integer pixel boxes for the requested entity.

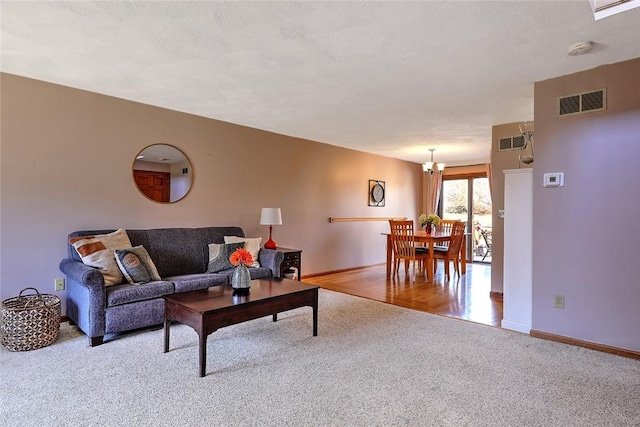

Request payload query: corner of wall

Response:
[490,123,533,293]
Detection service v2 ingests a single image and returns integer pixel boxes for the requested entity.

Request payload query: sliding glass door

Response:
[439,176,492,263]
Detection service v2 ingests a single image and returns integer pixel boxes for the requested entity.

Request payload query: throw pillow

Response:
[115,246,162,284]
[223,236,262,267]
[69,229,132,286]
[207,242,244,273]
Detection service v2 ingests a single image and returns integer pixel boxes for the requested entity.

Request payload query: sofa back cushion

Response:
[68,226,246,278]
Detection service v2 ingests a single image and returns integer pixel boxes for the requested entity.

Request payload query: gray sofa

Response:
[59,226,284,346]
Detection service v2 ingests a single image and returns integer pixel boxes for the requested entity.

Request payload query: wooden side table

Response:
[276,247,302,281]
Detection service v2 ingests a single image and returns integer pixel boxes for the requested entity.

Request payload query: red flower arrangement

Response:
[229,248,253,267]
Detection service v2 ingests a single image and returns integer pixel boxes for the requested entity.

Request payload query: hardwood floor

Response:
[303,262,503,327]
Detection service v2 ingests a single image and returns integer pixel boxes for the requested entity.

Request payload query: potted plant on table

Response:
[418,213,441,234]
[229,248,254,294]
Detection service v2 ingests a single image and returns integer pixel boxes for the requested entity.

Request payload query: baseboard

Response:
[501,320,531,334]
[530,329,640,360]
[301,264,377,280]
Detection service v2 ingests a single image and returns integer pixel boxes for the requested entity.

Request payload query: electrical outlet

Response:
[554,294,565,309]
[54,278,65,291]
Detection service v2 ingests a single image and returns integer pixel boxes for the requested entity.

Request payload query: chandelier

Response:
[422,148,445,174]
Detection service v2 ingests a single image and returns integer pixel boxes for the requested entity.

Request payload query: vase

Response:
[425,224,432,234]
[231,264,251,294]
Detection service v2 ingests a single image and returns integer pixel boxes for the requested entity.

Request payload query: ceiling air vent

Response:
[557,89,606,117]
[498,135,525,151]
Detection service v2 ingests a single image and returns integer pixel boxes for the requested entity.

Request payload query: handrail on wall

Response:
[328,217,407,223]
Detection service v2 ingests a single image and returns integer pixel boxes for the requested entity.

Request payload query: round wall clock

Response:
[369,180,386,206]
[372,184,384,203]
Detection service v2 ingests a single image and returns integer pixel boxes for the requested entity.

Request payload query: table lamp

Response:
[260,208,282,249]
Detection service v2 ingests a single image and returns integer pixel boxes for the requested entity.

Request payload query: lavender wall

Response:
[532,58,640,352]
[490,123,533,294]
[0,73,422,314]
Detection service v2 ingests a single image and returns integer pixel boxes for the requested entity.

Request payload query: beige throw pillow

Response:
[70,229,132,286]
[223,236,261,267]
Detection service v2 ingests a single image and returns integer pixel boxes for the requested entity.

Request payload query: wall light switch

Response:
[543,172,564,188]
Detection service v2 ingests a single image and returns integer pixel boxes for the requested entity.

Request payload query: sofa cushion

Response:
[169,273,229,293]
[106,281,174,307]
[115,246,162,284]
[70,228,132,286]
[224,236,262,267]
[124,227,246,278]
[207,242,244,273]
[105,298,165,334]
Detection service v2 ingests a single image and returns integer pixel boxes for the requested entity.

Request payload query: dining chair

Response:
[435,219,458,247]
[433,221,466,280]
[436,219,458,233]
[389,220,429,279]
[435,219,463,269]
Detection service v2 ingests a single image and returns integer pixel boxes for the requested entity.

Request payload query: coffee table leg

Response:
[164,317,170,353]
[312,289,318,336]
[199,332,207,377]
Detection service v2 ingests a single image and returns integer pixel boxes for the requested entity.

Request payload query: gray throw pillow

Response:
[115,246,161,284]
[207,242,244,273]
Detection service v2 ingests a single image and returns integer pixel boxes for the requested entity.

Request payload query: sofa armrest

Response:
[60,258,105,288]
[258,249,285,278]
[59,258,107,339]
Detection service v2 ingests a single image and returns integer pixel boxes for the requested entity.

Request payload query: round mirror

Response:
[133,144,193,203]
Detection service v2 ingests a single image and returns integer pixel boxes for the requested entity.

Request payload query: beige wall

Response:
[0,73,422,312]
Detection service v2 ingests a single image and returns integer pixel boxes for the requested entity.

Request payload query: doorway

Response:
[439,175,492,263]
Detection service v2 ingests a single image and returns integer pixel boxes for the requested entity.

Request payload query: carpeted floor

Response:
[1,289,639,426]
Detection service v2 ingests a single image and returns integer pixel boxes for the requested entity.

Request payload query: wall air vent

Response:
[557,89,606,117]
[498,135,525,151]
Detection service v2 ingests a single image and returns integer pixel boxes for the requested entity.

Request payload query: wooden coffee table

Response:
[163,277,319,377]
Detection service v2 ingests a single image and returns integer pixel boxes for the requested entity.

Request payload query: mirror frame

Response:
[132,144,194,204]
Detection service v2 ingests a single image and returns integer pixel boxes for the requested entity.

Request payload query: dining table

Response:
[382,230,467,282]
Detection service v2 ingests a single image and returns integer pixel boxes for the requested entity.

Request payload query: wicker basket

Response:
[1,287,61,351]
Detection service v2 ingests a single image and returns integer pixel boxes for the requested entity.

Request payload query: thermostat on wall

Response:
[543,172,564,187]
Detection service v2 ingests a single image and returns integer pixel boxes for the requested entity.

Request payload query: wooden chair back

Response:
[435,219,459,248]
[433,221,467,280]
[389,219,429,278]
[389,220,417,260]
[447,221,467,256]
[437,219,458,235]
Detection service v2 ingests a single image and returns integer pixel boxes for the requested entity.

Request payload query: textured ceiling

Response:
[2,1,640,166]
